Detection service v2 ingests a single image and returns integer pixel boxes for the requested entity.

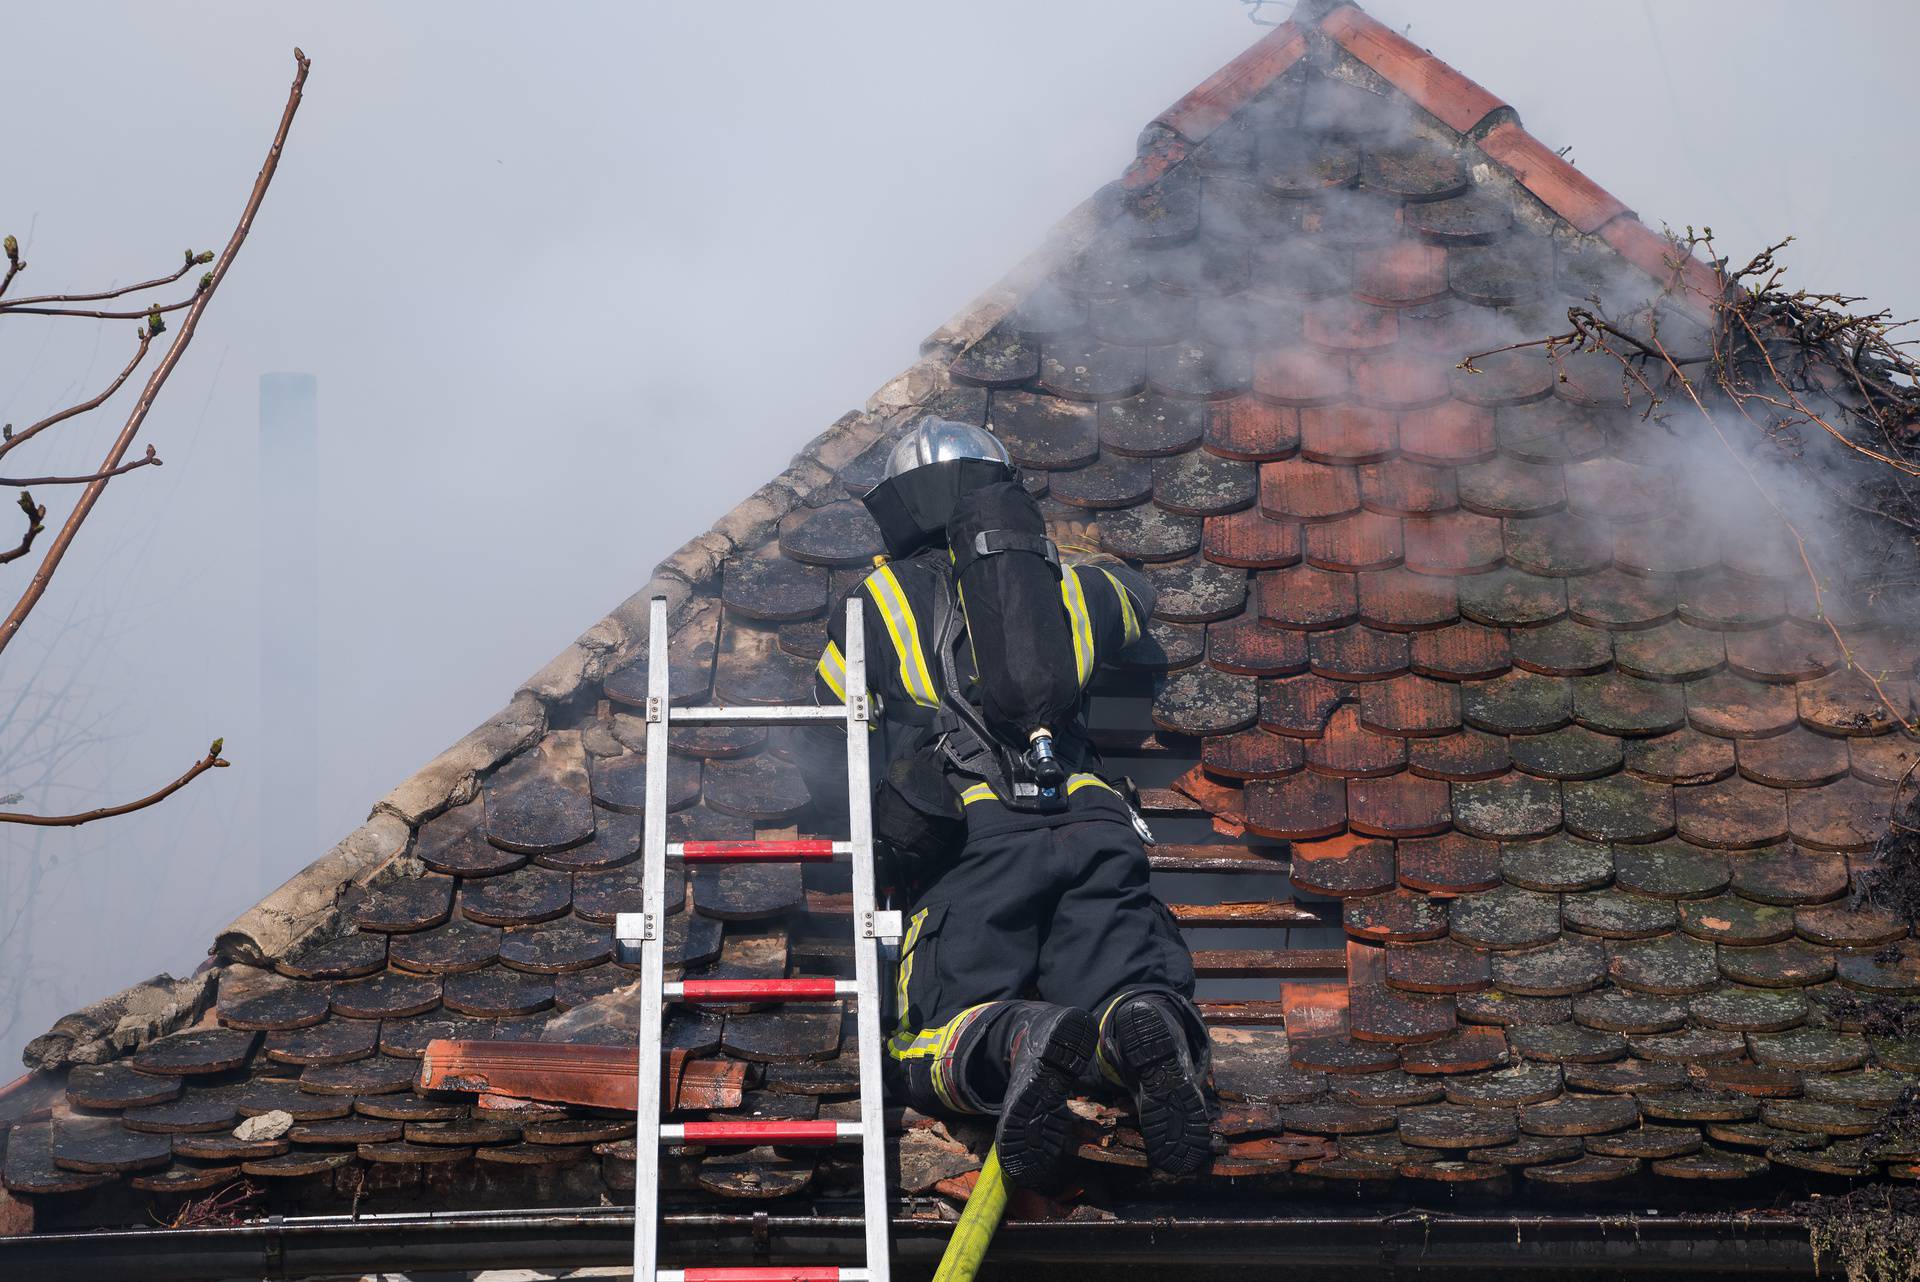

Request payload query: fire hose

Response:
[932,1146,1010,1282]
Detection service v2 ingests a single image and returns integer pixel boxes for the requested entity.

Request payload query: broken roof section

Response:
[8,0,1920,1236]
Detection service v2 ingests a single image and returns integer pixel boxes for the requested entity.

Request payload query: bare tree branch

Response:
[0,443,161,488]
[0,492,46,566]
[0,740,228,828]
[0,249,210,310]
[0,329,154,462]
[0,47,311,660]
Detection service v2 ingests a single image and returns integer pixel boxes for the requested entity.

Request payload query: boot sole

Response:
[1115,999,1212,1177]
[995,1009,1097,1189]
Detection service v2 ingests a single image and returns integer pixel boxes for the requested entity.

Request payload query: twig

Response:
[0,48,310,660]
[0,739,227,828]
[0,293,203,322]
[0,443,160,487]
[0,493,45,566]
[0,329,153,462]
[0,249,209,310]
[0,235,21,298]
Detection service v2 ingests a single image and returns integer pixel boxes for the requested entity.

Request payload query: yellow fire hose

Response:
[931,1145,1010,1282]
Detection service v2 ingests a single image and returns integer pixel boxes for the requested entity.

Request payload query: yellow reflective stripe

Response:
[864,567,939,708]
[892,906,929,1043]
[1099,567,1142,647]
[1060,568,1094,686]
[888,1005,992,1113]
[960,774,1110,806]
[816,640,848,702]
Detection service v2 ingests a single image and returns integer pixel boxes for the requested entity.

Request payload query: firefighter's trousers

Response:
[886,806,1206,1116]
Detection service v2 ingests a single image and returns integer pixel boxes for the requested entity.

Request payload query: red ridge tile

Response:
[1476,122,1629,235]
[1155,23,1308,143]
[1597,218,1722,319]
[1319,6,1507,135]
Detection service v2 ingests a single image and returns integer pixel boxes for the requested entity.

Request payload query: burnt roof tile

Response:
[1356,566,1461,632]
[1204,396,1301,462]
[1409,728,1512,782]
[1402,510,1507,576]
[1099,394,1206,458]
[1397,399,1497,466]
[1300,404,1399,466]
[1387,938,1494,993]
[1623,728,1736,786]
[1099,502,1204,562]
[1503,512,1613,579]
[1244,770,1349,841]
[1051,453,1153,509]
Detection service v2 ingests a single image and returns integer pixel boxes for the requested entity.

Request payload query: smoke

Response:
[0,2,1915,1072]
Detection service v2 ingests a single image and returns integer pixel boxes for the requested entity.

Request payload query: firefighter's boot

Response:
[966,1001,1096,1188]
[1102,993,1212,1177]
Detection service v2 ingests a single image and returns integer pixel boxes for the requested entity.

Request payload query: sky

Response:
[1,0,1916,1068]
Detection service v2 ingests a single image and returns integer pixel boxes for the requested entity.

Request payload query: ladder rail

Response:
[633,597,672,1282]
[840,599,892,1281]
[632,596,890,1282]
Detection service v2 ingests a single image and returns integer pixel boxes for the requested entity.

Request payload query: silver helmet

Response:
[883,417,1011,480]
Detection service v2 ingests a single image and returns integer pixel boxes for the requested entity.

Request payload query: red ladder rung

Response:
[671,978,850,1002]
[675,839,841,862]
[671,1269,862,1282]
[665,1120,855,1145]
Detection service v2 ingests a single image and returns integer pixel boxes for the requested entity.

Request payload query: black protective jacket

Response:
[807,548,1155,848]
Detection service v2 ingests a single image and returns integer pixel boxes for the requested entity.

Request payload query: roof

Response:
[6,0,1919,1253]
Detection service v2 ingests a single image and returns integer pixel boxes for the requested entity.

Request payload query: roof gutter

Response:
[0,1204,1824,1281]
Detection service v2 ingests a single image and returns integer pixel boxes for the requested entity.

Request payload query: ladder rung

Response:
[661,1270,871,1282]
[666,978,856,1002]
[673,705,847,725]
[673,839,847,861]
[662,1120,862,1145]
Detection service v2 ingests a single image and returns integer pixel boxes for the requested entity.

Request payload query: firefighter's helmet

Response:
[861,416,1016,555]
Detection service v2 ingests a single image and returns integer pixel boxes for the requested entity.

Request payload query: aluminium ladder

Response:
[617,596,896,1282]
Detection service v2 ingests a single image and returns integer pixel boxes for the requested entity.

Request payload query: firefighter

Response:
[807,415,1213,1188]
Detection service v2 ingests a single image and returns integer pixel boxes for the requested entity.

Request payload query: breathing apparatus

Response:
[860,417,1079,803]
